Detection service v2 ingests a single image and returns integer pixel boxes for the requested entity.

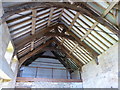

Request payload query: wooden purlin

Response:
[16,77,82,82]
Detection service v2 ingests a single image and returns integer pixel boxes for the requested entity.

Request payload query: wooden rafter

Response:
[81,1,119,41]
[23,52,45,66]
[69,12,80,29]
[69,44,78,54]
[59,8,64,20]
[47,8,54,26]
[31,9,37,35]
[54,39,83,68]
[60,12,79,45]
[59,23,99,59]
[31,9,37,51]
[19,39,54,67]
[67,12,80,54]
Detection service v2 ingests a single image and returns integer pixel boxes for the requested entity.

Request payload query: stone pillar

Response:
[0,1,14,80]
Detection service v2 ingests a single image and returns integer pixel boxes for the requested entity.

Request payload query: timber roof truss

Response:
[1,1,119,71]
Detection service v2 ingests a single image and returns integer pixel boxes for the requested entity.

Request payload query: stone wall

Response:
[81,42,118,88]
[16,82,83,88]
[0,60,19,89]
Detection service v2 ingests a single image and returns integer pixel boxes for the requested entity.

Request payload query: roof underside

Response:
[2,1,119,71]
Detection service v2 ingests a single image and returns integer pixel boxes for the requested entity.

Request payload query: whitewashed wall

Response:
[71,69,81,79]
[81,42,118,88]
